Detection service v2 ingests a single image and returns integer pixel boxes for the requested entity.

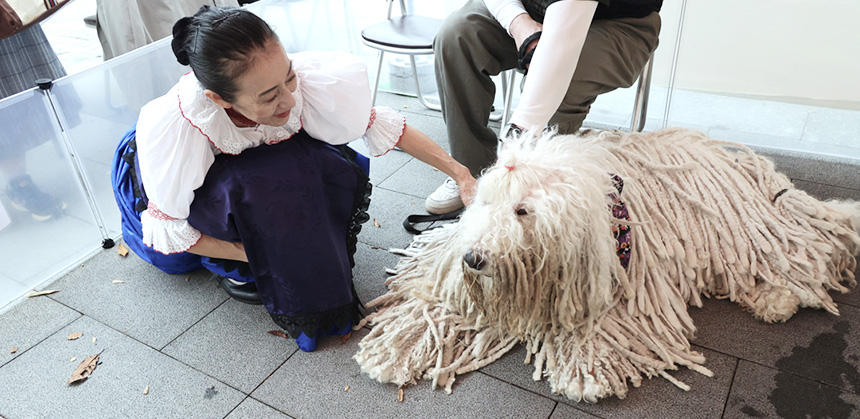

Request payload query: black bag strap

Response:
[402,208,464,234]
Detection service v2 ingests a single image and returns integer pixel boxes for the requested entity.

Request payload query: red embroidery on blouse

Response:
[177,94,234,155]
[367,107,377,130]
[147,202,178,221]
[374,115,407,157]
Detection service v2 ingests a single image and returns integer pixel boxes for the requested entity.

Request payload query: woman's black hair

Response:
[171,6,277,102]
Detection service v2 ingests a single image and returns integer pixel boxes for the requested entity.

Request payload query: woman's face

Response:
[217,39,298,127]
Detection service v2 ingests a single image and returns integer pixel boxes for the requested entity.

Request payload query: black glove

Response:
[516,31,542,74]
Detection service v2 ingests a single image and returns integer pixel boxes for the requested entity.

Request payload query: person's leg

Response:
[187,134,366,351]
[427,0,517,214]
[434,0,518,175]
[549,12,661,134]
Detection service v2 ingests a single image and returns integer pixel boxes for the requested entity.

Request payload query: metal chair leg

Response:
[409,55,441,111]
[630,56,654,132]
[499,70,516,133]
[488,73,505,122]
[371,50,384,106]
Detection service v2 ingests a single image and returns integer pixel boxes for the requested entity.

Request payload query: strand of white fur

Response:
[354,128,859,402]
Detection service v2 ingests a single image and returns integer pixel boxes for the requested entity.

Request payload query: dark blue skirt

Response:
[111,126,371,350]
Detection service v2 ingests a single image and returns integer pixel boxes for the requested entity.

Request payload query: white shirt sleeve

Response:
[483,0,528,35]
[136,95,215,254]
[509,0,597,131]
[295,51,406,157]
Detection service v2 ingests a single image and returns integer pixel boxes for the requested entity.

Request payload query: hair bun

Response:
[171,16,195,65]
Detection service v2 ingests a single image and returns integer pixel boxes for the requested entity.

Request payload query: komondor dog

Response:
[353,128,860,402]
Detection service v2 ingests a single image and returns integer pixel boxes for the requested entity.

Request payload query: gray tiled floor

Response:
[0,316,245,418]
[43,251,227,349]
[1,91,859,418]
[1,1,859,415]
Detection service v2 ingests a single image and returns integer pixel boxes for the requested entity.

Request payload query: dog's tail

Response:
[827,199,860,235]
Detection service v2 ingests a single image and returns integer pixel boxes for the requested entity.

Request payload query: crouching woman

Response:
[111,6,474,351]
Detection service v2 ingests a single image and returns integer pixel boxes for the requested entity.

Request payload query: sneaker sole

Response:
[424,199,464,215]
[9,199,67,222]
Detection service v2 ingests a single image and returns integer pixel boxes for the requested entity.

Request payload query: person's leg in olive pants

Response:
[434,0,661,176]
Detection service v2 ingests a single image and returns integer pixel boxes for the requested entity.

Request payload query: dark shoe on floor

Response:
[218,277,262,305]
[83,14,97,26]
[7,175,67,222]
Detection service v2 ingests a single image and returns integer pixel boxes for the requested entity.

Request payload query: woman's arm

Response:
[397,124,477,205]
[186,234,248,262]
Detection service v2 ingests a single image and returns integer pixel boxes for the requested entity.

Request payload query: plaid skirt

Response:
[0,24,66,152]
[0,25,65,98]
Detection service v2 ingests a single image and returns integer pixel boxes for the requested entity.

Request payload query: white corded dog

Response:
[354,128,860,402]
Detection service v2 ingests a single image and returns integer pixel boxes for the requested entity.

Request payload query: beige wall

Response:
[653,0,860,108]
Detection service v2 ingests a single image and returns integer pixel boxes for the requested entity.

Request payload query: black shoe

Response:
[83,15,97,26]
[218,277,262,305]
[7,175,67,222]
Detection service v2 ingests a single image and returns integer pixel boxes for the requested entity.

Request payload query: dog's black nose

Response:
[464,250,486,271]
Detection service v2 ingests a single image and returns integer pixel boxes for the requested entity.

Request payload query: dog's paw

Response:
[552,364,615,403]
[751,285,800,323]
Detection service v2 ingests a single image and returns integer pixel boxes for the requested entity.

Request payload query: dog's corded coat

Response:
[353,128,860,402]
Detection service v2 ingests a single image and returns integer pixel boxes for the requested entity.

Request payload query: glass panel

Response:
[50,38,188,239]
[0,88,103,310]
[649,0,859,160]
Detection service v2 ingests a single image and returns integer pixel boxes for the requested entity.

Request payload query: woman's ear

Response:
[204,89,232,109]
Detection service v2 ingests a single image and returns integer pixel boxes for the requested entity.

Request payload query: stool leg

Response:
[409,55,441,111]
[630,56,654,132]
[488,73,505,122]
[499,70,516,134]
[371,50,385,106]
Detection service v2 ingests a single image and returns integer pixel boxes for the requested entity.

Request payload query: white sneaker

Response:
[425,177,464,214]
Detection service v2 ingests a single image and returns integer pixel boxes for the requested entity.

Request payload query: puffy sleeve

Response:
[136,95,215,254]
[294,51,406,157]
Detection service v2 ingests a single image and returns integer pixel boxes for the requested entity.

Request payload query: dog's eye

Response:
[516,207,528,216]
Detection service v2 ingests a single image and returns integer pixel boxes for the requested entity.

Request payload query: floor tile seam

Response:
[373,156,414,185]
[691,343,857,395]
[830,300,860,314]
[474,370,590,416]
[833,298,860,310]
[155,349,250,396]
[719,357,741,418]
[245,348,299,417]
[246,395,297,419]
[372,184,427,200]
[547,402,558,419]
[354,240,392,251]
[740,358,860,396]
[158,277,230,351]
[0,310,82,369]
[790,177,860,192]
[221,394,251,419]
[60,313,249,395]
[218,394,296,419]
[41,271,228,352]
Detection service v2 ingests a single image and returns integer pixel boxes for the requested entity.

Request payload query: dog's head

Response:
[454,132,625,337]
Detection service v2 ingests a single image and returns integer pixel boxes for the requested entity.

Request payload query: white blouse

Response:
[135,51,406,254]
